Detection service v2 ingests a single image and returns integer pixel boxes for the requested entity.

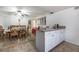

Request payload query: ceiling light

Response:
[21,9,31,15]
[17,10,22,16]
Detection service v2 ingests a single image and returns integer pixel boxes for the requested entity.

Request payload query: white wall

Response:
[0,12,29,30]
[46,7,79,46]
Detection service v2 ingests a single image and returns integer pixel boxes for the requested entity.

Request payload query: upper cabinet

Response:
[37,16,46,25]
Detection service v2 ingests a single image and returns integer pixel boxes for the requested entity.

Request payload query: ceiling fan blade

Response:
[24,14,29,16]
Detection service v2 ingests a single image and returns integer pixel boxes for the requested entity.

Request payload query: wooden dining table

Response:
[5,29,26,39]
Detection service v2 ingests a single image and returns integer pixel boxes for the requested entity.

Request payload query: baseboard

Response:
[65,40,79,46]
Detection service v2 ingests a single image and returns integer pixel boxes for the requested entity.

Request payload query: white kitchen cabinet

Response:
[36,29,65,52]
[45,29,64,51]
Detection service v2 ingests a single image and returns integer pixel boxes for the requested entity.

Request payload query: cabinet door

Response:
[57,30,64,42]
[45,30,64,52]
[45,31,57,51]
[45,31,56,44]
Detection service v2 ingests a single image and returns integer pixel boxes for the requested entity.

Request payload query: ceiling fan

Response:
[16,10,29,17]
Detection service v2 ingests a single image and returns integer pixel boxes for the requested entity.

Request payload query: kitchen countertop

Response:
[38,28,65,32]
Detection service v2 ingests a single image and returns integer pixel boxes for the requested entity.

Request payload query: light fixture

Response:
[17,9,30,17]
[5,7,31,16]
[50,12,54,14]
[17,10,22,16]
[21,9,31,14]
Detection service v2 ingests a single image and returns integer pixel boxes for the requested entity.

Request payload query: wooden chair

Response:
[10,29,18,39]
[5,31,10,38]
[8,25,26,39]
[0,25,4,39]
[19,29,26,38]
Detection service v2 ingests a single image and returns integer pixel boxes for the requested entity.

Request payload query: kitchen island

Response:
[36,29,65,52]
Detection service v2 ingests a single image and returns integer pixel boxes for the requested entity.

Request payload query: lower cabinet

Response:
[45,30,64,52]
[36,29,65,52]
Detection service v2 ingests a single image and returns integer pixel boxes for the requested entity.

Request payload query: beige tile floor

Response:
[0,37,79,52]
[0,37,37,52]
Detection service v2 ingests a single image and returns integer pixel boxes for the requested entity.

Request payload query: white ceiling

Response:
[0,6,73,17]
[39,6,73,12]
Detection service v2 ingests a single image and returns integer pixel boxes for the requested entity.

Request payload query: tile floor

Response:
[0,37,37,52]
[0,37,79,52]
[51,41,79,52]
